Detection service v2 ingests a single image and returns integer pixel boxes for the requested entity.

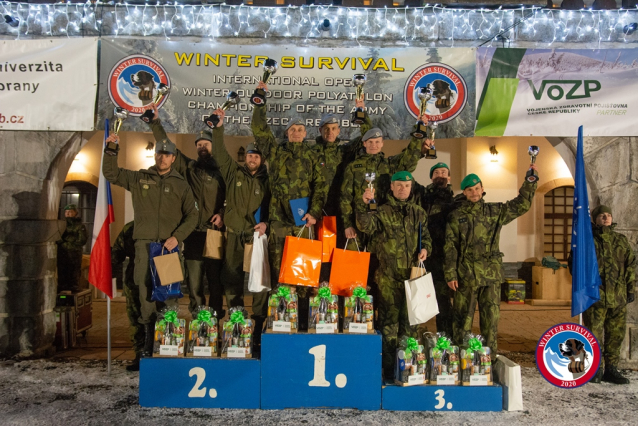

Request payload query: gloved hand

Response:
[627,293,635,303]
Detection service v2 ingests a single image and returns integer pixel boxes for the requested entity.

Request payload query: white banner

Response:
[0,39,98,131]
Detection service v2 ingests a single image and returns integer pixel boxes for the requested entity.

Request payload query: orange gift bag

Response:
[278,227,322,288]
[317,216,337,262]
[329,239,371,297]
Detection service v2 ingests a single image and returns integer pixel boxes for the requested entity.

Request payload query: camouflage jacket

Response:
[340,136,423,231]
[59,217,88,252]
[103,150,198,244]
[444,180,537,288]
[111,221,135,288]
[356,193,432,273]
[411,182,455,266]
[210,125,270,238]
[251,105,326,226]
[311,114,372,216]
[149,119,225,232]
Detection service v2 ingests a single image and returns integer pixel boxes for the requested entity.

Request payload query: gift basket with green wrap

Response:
[344,285,374,333]
[309,283,339,332]
[153,307,186,357]
[187,306,218,357]
[394,336,428,386]
[266,285,298,333]
[424,332,460,385]
[460,334,493,385]
[222,307,254,358]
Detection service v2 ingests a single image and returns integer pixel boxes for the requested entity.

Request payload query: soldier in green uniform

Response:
[57,204,88,292]
[103,133,198,357]
[568,205,636,384]
[111,221,143,371]
[357,171,431,380]
[411,162,455,337]
[208,108,271,348]
[444,168,537,358]
[147,105,226,318]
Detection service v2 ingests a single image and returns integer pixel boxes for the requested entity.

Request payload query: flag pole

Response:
[107,292,111,376]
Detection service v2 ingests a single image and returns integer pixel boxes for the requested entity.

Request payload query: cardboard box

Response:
[504,280,526,304]
[532,266,572,300]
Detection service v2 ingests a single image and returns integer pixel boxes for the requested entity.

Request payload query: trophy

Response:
[525,145,540,183]
[204,91,240,129]
[365,172,377,212]
[250,58,278,106]
[105,107,129,156]
[424,121,438,159]
[411,84,433,139]
[351,74,367,125]
[139,83,170,123]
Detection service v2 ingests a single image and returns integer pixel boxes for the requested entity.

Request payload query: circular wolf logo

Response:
[108,54,170,116]
[536,323,601,388]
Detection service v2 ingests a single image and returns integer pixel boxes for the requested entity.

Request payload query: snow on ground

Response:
[0,357,637,425]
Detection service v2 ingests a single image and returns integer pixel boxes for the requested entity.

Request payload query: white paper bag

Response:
[494,355,524,411]
[404,271,439,326]
[248,232,271,292]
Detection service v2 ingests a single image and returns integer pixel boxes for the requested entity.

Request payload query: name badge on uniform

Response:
[354,164,363,169]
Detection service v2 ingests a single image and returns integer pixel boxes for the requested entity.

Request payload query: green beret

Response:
[592,205,612,219]
[460,173,481,190]
[391,171,413,182]
[64,204,78,211]
[155,138,176,155]
[195,130,213,144]
[430,162,450,179]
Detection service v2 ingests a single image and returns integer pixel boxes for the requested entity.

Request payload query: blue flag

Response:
[571,126,601,317]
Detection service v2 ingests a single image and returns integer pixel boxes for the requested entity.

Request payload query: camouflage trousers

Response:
[583,303,627,367]
[57,248,83,292]
[221,230,269,319]
[453,283,500,358]
[429,264,453,338]
[123,278,144,355]
[183,231,223,318]
[377,268,417,377]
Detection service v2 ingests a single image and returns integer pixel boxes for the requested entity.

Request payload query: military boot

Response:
[126,353,141,372]
[602,366,629,384]
[590,367,603,383]
[141,323,155,358]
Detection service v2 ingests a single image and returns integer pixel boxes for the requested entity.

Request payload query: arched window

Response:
[543,185,574,261]
[59,181,97,255]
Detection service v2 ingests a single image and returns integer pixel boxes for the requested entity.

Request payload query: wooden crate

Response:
[531,266,572,301]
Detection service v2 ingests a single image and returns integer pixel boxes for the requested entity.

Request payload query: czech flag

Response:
[88,120,115,298]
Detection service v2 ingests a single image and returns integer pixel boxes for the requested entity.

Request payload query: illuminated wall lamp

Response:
[145,141,154,158]
[489,145,499,163]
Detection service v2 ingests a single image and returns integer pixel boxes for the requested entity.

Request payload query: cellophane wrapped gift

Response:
[222,307,253,358]
[461,334,493,385]
[153,307,186,357]
[343,285,374,333]
[425,333,460,385]
[187,306,218,357]
[309,283,339,332]
[394,336,428,386]
[266,286,298,332]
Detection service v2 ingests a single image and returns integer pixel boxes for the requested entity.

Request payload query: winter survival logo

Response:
[404,63,467,124]
[536,323,601,388]
[108,55,171,116]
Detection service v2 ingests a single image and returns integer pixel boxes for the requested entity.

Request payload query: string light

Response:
[0,3,637,46]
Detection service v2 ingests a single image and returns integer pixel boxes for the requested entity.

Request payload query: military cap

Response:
[430,162,450,179]
[460,173,482,190]
[392,171,413,182]
[194,129,213,144]
[362,128,383,142]
[319,114,340,128]
[284,117,305,133]
[592,205,612,219]
[155,138,176,155]
[64,204,78,211]
[246,142,262,156]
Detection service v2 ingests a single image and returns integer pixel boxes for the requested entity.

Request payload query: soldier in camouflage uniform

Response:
[208,108,271,348]
[251,83,327,301]
[568,205,636,384]
[147,105,226,318]
[444,169,537,358]
[111,221,143,371]
[357,171,432,379]
[103,133,198,357]
[57,204,88,292]
[411,162,455,337]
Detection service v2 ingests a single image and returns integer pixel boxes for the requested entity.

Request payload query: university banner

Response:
[0,39,98,131]
[475,48,638,137]
[97,40,475,140]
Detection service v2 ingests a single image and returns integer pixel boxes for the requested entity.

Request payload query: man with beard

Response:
[148,105,226,319]
[103,134,198,357]
[411,162,455,337]
[57,204,88,292]
[208,108,271,350]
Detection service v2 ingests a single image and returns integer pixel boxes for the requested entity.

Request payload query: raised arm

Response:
[102,134,138,191]
[501,174,537,225]
[207,109,235,184]
[250,84,277,163]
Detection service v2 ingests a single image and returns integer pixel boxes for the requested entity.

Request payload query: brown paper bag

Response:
[410,261,427,280]
[203,228,224,259]
[243,242,253,273]
[153,251,184,286]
